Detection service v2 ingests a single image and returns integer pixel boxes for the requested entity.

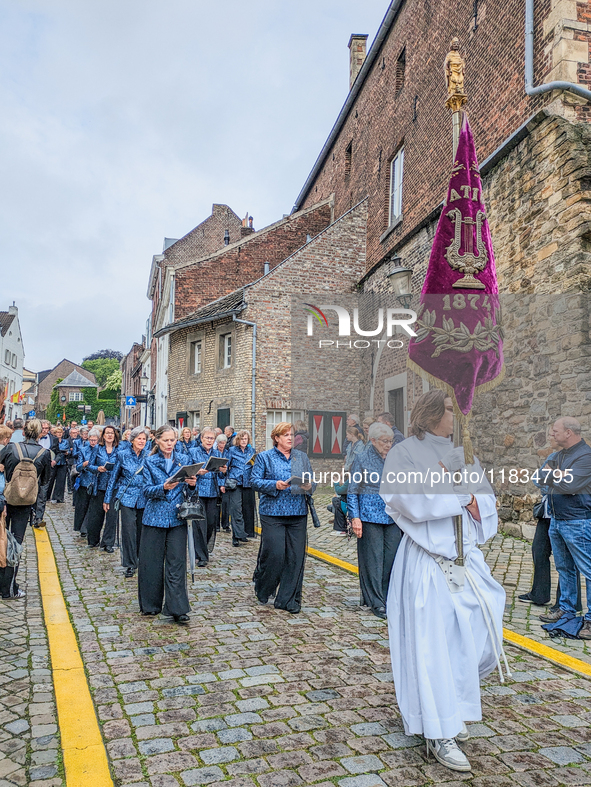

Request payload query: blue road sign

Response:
[28,410,35,417]
[126,396,137,407]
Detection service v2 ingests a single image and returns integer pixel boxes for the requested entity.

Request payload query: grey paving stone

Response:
[244,665,279,676]
[510,671,536,682]
[131,714,156,727]
[225,712,263,727]
[551,714,587,727]
[137,738,175,755]
[29,765,58,780]
[351,723,388,737]
[180,766,225,785]
[162,686,205,698]
[187,673,217,684]
[124,702,154,715]
[4,719,29,734]
[538,746,585,765]
[191,719,227,733]
[199,746,239,765]
[119,681,149,694]
[218,669,245,681]
[341,754,385,774]
[306,689,340,702]
[382,733,422,749]
[486,686,517,695]
[338,776,387,787]
[217,727,253,744]
[236,697,269,712]
[466,723,496,737]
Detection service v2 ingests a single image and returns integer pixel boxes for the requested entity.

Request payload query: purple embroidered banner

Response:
[408,115,504,416]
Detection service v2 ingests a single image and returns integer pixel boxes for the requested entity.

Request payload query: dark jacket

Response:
[0,440,51,487]
[76,442,97,488]
[226,444,256,488]
[142,450,194,528]
[293,430,309,454]
[347,444,394,525]
[544,438,591,521]
[88,444,120,493]
[251,447,315,516]
[105,445,149,508]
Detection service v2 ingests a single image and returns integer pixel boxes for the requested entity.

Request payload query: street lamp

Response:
[387,256,414,309]
[140,374,149,393]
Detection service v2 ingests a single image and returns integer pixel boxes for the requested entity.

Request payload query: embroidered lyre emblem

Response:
[445,208,487,289]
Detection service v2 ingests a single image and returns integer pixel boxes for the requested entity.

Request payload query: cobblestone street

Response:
[2,500,591,787]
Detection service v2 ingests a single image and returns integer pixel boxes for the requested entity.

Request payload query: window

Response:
[395,48,406,94]
[4,350,9,365]
[190,340,202,374]
[221,333,232,368]
[11,353,17,369]
[168,276,175,324]
[389,147,404,224]
[265,410,304,450]
[345,142,352,183]
[217,408,231,430]
[69,392,83,402]
[190,411,200,428]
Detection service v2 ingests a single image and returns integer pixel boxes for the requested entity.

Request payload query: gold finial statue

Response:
[445,37,467,112]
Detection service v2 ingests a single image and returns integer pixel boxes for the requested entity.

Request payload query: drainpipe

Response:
[233,315,257,449]
[525,0,591,101]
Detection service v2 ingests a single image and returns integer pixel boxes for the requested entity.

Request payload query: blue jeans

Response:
[549,518,591,620]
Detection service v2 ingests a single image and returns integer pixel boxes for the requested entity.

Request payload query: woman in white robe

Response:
[380,389,506,772]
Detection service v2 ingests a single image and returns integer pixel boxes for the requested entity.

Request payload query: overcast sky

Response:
[0,0,388,372]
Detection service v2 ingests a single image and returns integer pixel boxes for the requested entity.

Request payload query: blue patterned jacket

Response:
[72,437,85,461]
[142,450,194,528]
[55,438,70,467]
[88,444,120,493]
[177,439,194,457]
[76,442,97,488]
[226,444,256,487]
[251,447,315,516]
[190,444,225,498]
[105,445,149,508]
[347,444,394,525]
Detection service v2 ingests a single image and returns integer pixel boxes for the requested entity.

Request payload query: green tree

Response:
[104,368,122,392]
[82,358,121,387]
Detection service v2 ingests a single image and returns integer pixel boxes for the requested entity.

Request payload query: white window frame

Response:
[222,334,232,369]
[389,147,404,224]
[191,340,202,374]
[265,410,305,450]
[69,392,83,402]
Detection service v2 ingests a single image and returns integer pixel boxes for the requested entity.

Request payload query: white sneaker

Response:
[426,738,471,772]
[456,723,469,742]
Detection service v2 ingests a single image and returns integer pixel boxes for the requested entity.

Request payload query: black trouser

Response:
[120,505,143,569]
[332,495,348,533]
[66,463,74,494]
[86,490,118,548]
[52,465,67,502]
[35,469,55,524]
[255,514,307,613]
[138,524,190,617]
[228,487,247,540]
[73,485,91,532]
[192,517,209,563]
[357,521,402,613]
[199,496,218,553]
[530,517,578,609]
[1,505,30,597]
[243,487,256,537]
[46,465,56,502]
[220,492,230,530]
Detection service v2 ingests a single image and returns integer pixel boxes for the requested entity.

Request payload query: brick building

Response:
[53,371,98,413]
[120,342,144,428]
[288,0,591,533]
[35,359,97,418]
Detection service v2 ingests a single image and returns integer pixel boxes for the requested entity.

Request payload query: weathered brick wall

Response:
[172,201,333,321]
[167,201,368,460]
[298,0,573,274]
[37,360,96,411]
[163,204,243,268]
[361,111,591,536]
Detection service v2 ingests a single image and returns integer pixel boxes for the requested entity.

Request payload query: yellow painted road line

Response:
[301,537,591,680]
[34,527,114,787]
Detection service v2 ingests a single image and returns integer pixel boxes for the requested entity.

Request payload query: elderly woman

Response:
[105,426,149,578]
[348,422,401,620]
[190,427,226,562]
[86,425,120,551]
[74,429,100,536]
[221,429,256,544]
[251,422,315,614]
[380,389,504,773]
[140,425,197,621]
[215,433,230,532]
[50,426,70,504]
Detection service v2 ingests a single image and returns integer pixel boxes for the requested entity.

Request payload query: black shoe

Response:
[233,539,242,547]
[103,546,115,553]
[79,532,86,538]
[239,537,248,543]
[518,592,550,605]
[141,611,159,616]
[125,567,135,578]
[257,596,268,605]
[197,560,208,567]
[174,614,189,623]
[287,607,301,614]
[87,544,99,549]
[373,607,387,620]
[222,527,230,532]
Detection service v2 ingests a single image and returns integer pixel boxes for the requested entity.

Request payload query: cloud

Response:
[0,0,386,370]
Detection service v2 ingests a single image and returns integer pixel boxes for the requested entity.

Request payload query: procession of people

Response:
[0,404,589,775]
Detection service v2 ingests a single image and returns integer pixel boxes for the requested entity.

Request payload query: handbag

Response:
[533,498,546,520]
[177,487,205,521]
[306,495,321,528]
[224,478,238,491]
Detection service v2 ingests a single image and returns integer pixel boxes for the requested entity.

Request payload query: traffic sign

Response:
[126,396,137,407]
[28,410,35,417]
[81,418,87,425]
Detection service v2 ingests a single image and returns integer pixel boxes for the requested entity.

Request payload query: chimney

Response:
[348,34,368,90]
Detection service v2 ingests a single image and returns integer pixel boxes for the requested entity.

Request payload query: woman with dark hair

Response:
[251,422,315,614]
[50,426,70,503]
[74,430,99,537]
[191,428,226,559]
[86,425,120,551]
[139,425,197,621]
[177,427,194,456]
[221,430,256,544]
[105,426,149,577]
[380,389,504,773]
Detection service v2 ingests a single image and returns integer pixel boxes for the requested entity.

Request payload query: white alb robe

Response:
[380,432,505,740]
